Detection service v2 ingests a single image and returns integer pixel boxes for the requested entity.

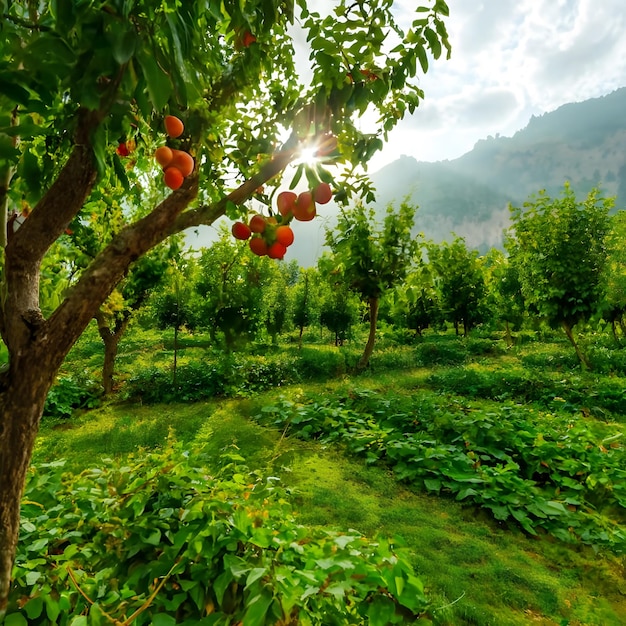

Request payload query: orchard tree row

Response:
[89,183,626,394]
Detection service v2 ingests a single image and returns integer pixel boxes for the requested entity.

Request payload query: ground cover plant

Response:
[9,441,427,625]
[25,371,626,625]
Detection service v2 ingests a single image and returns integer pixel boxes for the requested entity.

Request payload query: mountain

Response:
[370,87,626,251]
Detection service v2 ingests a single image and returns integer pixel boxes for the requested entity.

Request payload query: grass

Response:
[34,366,626,625]
[30,323,626,623]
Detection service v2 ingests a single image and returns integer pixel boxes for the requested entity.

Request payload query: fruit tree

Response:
[0,0,451,612]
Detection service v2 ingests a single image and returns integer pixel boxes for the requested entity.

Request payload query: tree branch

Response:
[45,144,298,363]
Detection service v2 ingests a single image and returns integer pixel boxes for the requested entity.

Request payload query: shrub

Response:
[9,442,429,624]
[43,374,101,419]
[414,341,467,367]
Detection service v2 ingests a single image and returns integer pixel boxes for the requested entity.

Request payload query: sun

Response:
[297,145,320,166]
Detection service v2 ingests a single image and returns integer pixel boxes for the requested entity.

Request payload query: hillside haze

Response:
[371,87,626,252]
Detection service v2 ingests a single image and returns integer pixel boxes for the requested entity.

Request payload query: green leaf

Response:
[70,617,88,626]
[243,590,274,626]
[151,615,177,626]
[136,48,172,111]
[4,614,28,626]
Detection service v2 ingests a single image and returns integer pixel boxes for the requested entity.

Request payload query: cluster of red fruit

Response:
[231,182,333,259]
[155,116,194,190]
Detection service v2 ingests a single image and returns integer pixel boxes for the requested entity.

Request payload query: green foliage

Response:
[506,184,612,331]
[427,236,489,336]
[256,390,626,553]
[325,203,418,300]
[9,442,429,624]
[42,374,101,419]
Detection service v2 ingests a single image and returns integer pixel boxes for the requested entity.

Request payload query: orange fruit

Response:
[249,214,266,233]
[165,115,184,138]
[275,225,295,247]
[155,146,173,168]
[164,167,184,190]
[170,149,194,177]
[268,241,287,259]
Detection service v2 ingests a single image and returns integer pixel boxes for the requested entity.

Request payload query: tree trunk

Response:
[356,297,379,372]
[505,320,512,347]
[561,320,591,370]
[298,325,304,349]
[0,349,58,618]
[94,310,130,395]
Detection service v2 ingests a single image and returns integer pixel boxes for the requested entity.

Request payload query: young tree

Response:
[292,267,324,347]
[483,248,525,345]
[427,236,489,336]
[0,0,450,609]
[600,210,626,341]
[505,184,612,367]
[325,202,417,369]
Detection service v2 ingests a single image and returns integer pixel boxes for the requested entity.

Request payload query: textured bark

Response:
[562,321,591,370]
[94,309,131,395]
[356,296,379,371]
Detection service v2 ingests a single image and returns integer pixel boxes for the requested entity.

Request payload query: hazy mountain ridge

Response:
[371,87,626,251]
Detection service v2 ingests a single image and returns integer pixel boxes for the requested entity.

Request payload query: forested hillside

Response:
[372,87,626,251]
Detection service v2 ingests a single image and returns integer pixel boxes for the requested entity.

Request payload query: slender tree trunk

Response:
[561,321,591,370]
[173,324,179,387]
[505,320,512,347]
[356,297,379,372]
[94,310,130,395]
[298,325,304,349]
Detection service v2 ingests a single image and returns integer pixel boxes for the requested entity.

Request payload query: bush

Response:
[414,341,467,367]
[9,442,429,624]
[296,346,347,379]
[43,374,101,419]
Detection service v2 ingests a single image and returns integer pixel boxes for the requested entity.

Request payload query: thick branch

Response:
[170,146,297,235]
[45,145,297,363]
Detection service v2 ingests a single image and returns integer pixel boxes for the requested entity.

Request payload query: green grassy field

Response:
[31,324,626,624]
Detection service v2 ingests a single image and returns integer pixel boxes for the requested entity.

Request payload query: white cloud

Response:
[370,0,626,169]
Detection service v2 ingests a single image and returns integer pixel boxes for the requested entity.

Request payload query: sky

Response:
[365,0,626,171]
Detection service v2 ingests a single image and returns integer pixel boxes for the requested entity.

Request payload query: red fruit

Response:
[242,31,256,47]
[268,241,287,260]
[249,236,268,256]
[277,191,297,216]
[232,221,252,240]
[155,146,173,168]
[170,149,194,177]
[249,214,266,233]
[314,182,332,205]
[116,142,129,157]
[165,115,184,138]
[275,225,295,247]
[293,191,316,222]
[164,167,184,190]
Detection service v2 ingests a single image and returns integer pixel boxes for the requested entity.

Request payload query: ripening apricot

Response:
[155,146,174,168]
[165,115,184,138]
[164,166,184,190]
[242,31,256,47]
[249,214,266,233]
[293,191,316,222]
[314,182,332,205]
[232,221,252,240]
[249,236,268,256]
[275,225,294,247]
[170,149,194,177]
[268,241,287,260]
[277,191,297,216]
[116,142,130,157]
